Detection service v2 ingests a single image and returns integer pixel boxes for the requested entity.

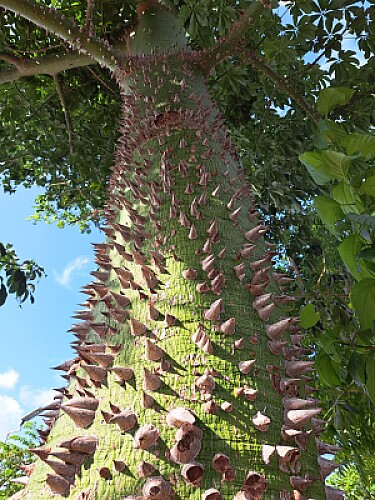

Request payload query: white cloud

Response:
[0,369,19,390]
[0,395,23,440]
[54,256,90,287]
[18,386,57,408]
[0,385,58,440]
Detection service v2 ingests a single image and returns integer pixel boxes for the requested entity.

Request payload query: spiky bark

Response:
[16,5,340,500]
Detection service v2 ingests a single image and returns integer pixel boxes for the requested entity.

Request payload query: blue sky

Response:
[0,186,102,439]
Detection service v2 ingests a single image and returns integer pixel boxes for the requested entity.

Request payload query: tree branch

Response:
[197,1,269,73]
[0,0,318,122]
[86,66,118,96]
[0,0,118,71]
[244,49,319,123]
[0,51,93,84]
[0,52,24,69]
[192,1,318,123]
[53,74,74,155]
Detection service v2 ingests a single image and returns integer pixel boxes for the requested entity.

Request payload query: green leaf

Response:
[299,151,331,185]
[316,351,341,387]
[178,5,191,25]
[300,304,320,328]
[8,280,19,294]
[318,328,341,362]
[321,150,351,180]
[314,195,344,235]
[331,182,364,214]
[16,274,27,296]
[334,405,344,430]
[319,119,348,145]
[360,176,375,196]
[338,235,375,280]
[348,352,366,386]
[0,284,7,306]
[341,133,375,159]
[13,269,24,283]
[346,213,375,229]
[316,86,355,116]
[365,355,375,405]
[193,5,208,27]
[300,150,351,184]
[358,247,375,264]
[351,278,375,331]
[355,330,375,346]
[188,14,198,39]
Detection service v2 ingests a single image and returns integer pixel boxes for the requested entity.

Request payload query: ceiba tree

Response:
[0,0,346,498]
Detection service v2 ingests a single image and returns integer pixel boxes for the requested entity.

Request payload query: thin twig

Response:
[291,31,348,78]
[86,65,118,96]
[196,1,268,73]
[243,49,319,123]
[317,249,326,285]
[13,81,55,144]
[210,66,234,85]
[191,2,318,123]
[288,255,304,291]
[53,74,74,155]
[86,0,95,36]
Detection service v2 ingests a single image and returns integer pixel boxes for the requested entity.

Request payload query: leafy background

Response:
[0,0,374,495]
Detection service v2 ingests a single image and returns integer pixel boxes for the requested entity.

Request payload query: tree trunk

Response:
[21,5,330,500]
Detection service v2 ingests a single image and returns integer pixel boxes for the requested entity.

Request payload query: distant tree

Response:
[0,242,45,306]
[327,461,375,499]
[0,422,39,497]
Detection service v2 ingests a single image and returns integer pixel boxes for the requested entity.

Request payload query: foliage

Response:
[0,242,45,306]
[296,86,375,490]
[3,0,374,234]
[0,0,127,232]
[300,86,375,396]
[0,0,375,491]
[327,462,375,499]
[0,70,119,232]
[0,422,39,498]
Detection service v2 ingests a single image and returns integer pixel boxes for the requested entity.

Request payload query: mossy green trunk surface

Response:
[23,7,328,500]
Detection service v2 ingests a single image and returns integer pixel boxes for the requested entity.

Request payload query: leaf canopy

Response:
[1,0,375,492]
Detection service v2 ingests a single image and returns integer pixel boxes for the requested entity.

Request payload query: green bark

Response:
[23,6,327,500]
